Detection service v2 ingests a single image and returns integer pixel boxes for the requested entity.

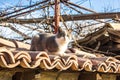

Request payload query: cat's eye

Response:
[67,34,69,37]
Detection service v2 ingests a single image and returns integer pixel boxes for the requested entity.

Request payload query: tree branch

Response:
[0,23,31,39]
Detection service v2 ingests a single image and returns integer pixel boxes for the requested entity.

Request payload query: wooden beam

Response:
[4,12,120,24]
[54,0,60,33]
[65,1,97,13]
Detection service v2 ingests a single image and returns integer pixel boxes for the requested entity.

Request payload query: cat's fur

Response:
[30,28,71,55]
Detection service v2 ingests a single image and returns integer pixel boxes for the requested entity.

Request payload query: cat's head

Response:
[56,27,72,43]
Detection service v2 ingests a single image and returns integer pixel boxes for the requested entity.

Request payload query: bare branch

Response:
[0,23,31,39]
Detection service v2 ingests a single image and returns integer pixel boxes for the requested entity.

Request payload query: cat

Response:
[30,27,71,56]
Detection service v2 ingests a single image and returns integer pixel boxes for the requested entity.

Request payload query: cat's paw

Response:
[58,53,70,57]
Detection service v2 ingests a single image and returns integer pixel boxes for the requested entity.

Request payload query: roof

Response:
[0,23,120,74]
[0,47,120,73]
[75,23,120,56]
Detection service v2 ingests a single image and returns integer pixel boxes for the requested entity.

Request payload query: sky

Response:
[71,0,120,12]
[0,0,120,40]
[82,0,120,12]
[0,0,120,13]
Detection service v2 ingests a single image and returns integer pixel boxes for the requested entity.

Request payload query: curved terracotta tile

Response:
[0,47,119,73]
[0,56,20,68]
[77,57,92,71]
[0,47,15,63]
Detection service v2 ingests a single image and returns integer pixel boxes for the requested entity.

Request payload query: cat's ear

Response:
[67,28,72,34]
